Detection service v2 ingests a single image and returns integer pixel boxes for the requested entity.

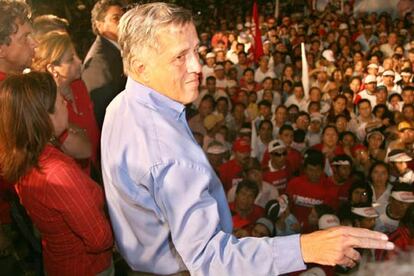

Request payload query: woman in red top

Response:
[32,31,99,174]
[0,72,113,276]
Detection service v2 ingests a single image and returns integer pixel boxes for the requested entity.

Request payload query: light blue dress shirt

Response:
[101,78,306,275]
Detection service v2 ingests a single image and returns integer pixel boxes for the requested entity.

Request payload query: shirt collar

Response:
[125,77,186,121]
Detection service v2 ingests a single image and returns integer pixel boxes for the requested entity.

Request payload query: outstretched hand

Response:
[300,226,394,268]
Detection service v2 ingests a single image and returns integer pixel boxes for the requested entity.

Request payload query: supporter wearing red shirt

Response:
[286,149,338,233]
[263,139,291,194]
[330,155,354,203]
[229,180,264,232]
[219,138,251,192]
[239,68,261,93]
[0,72,113,276]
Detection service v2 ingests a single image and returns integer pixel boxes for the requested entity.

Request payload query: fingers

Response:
[336,227,388,241]
[345,235,394,250]
[330,227,395,250]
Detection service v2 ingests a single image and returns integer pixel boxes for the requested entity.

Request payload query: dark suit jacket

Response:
[82,35,126,129]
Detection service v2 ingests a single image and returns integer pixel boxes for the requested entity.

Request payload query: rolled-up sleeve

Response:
[153,160,306,276]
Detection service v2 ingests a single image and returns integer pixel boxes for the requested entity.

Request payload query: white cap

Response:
[351,206,379,218]
[401,71,412,77]
[339,23,348,30]
[198,45,208,53]
[322,49,335,62]
[391,191,414,203]
[268,139,286,153]
[364,74,377,84]
[206,142,227,155]
[318,214,340,230]
[255,217,274,235]
[387,149,412,162]
[206,52,216,59]
[367,63,379,70]
[214,64,224,71]
[310,113,323,122]
[227,79,238,88]
[383,70,395,77]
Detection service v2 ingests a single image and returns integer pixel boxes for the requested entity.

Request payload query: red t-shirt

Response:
[15,145,113,276]
[312,143,345,158]
[263,167,290,195]
[218,159,243,192]
[286,174,338,232]
[229,202,264,230]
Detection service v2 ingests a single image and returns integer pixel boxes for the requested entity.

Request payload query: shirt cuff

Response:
[273,234,306,275]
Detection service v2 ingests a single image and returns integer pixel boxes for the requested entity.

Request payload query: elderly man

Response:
[101,3,393,275]
[82,0,126,129]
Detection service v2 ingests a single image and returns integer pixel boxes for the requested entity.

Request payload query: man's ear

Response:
[0,44,7,59]
[46,63,58,78]
[131,57,148,82]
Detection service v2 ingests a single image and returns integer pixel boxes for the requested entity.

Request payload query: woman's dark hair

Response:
[0,72,57,183]
[368,161,389,184]
[348,181,373,205]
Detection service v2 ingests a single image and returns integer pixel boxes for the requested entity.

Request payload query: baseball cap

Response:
[232,138,251,153]
[214,64,224,71]
[206,52,216,59]
[322,49,335,62]
[391,191,414,203]
[364,74,377,84]
[203,113,224,131]
[206,141,227,155]
[387,149,412,162]
[255,217,275,236]
[367,63,379,70]
[268,139,286,153]
[398,121,414,131]
[318,214,340,230]
[351,206,379,218]
[383,70,395,77]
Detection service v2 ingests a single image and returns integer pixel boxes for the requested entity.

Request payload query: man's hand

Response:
[300,226,394,268]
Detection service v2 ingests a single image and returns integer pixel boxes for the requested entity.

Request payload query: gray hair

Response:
[118,2,193,76]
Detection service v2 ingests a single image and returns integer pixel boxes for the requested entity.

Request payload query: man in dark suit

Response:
[82,0,126,129]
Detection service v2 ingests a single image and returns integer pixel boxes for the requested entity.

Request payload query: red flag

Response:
[252,1,263,63]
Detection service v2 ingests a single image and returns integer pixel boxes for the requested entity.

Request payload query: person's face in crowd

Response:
[233,103,245,120]
[258,121,273,141]
[368,133,383,150]
[247,168,263,185]
[207,152,225,170]
[402,74,412,84]
[283,66,294,79]
[356,217,376,230]
[323,127,338,148]
[199,99,213,117]
[53,46,82,86]
[288,107,298,122]
[244,70,254,83]
[366,81,377,93]
[143,23,201,104]
[342,45,351,57]
[358,102,372,118]
[235,150,250,168]
[296,115,309,131]
[308,102,320,114]
[338,36,347,48]
[403,106,414,121]
[401,129,414,144]
[293,86,304,99]
[262,78,273,90]
[237,91,248,105]
[317,71,328,83]
[216,51,225,62]
[305,164,323,183]
[408,52,414,64]
[333,98,346,114]
[259,57,269,69]
[390,95,402,107]
[274,107,287,124]
[224,61,233,73]
[216,99,228,115]
[248,92,257,104]
[310,41,320,53]
[309,119,321,133]
[335,117,348,133]
[263,90,274,103]
[388,33,397,45]
[344,66,353,77]
[395,46,404,56]
[270,148,287,168]
[335,164,352,182]
[383,58,393,70]
[49,91,69,137]
[371,164,388,187]
[353,52,363,64]
[379,34,387,44]
[238,52,247,64]
[383,75,395,86]
[351,188,369,204]
[280,129,293,147]
[389,198,412,219]
[376,89,388,104]
[96,5,124,41]
[0,20,37,73]
[393,161,408,174]
[228,68,238,81]
[343,92,353,107]
[206,78,216,93]
[206,56,215,67]
[333,70,343,83]
[251,223,270,238]
[235,187,256,212]
[309,88,321,102]
[374,106,386,119]
[367,67,378,76]
[341,133,355,149]
[214,68,225,79]
[402,90,414,104]
[259,104,271,119]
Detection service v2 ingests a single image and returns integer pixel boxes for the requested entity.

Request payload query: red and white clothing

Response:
[286,175,338,232]
[263,161,290,195]
[15,145,113,276]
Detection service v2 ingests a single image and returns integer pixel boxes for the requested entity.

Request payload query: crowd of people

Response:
[0,0,413,275]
